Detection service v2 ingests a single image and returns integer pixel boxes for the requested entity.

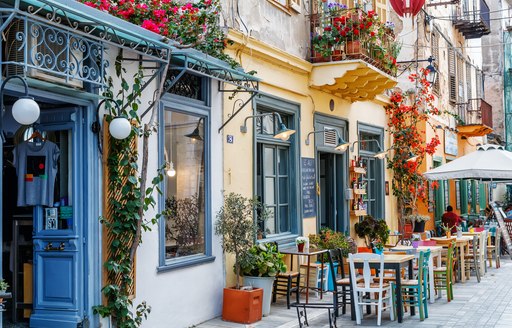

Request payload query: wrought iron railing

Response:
[457,98,493,127]
[452,0,491,39]
[309,7,399,76]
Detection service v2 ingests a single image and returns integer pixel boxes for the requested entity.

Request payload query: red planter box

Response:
[222,287,263,324]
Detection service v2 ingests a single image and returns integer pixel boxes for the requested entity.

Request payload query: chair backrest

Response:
[496,227,502,251]
[446,241,456,276]
[418,250,431,286]
[480,230,488,257]
[349,253,385,292]
[328,249,341,288]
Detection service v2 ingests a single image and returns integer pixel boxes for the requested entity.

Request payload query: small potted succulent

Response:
[0,279,9,293]
[411,235,421,248]
[441,223,454,238]
[295,237,307,252]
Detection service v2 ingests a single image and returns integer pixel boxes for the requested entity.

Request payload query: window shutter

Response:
[432,32,440,93]
[290,0,301,12]
[373,0,387,23]
[457,54,465,102]
[466,63,472,100]
[448,47,457,103]
[102,119,137,304]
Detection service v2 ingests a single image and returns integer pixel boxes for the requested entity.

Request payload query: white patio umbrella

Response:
[423,144,512,180]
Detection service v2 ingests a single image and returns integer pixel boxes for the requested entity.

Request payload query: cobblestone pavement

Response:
[197,258,512,328]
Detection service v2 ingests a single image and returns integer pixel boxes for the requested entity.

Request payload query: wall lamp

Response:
[304,129,350,152]
[397,56,437,84]
[92,98,132,141]
[240,112,296,141]
[388,145,419,162]
[165,161,176,177]
[185,117,204,141]
[1,75,40,126]
[350,139,388,159]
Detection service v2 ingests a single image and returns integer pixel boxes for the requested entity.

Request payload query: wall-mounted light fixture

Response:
[350,139,388,159]
[304,129,350,152]
[397,56,437,84]
[185,117,204,141]
[165,161,176,177]
[1,75,40,127]
[92,98,132,140]
[240,112,296,141]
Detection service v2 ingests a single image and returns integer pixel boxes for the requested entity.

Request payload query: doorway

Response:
[2,99,86,327]
[318,152,347,233]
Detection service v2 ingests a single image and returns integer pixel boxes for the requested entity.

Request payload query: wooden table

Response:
[431,236,472,282]
[462,231,487,276]
[389,245,443,303]
[349,254,415,323]
[279,246,328,304]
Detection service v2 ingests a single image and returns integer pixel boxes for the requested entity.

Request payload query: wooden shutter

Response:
[448,47,457,103]
[432,32,440,93]
[374,0,387,23]
[102,119,137,303]
[466,62,472,100]
[457,54,464,102]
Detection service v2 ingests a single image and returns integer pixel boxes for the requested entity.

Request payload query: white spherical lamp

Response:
[109,117,131,140]
[12,97,40,125]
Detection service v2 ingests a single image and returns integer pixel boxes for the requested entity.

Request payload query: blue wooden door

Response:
[29,108,84,327]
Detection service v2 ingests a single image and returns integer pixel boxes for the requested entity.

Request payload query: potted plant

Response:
[354,215,390,253]
[240,243,286,316]
[405,213,431,233]
[0,279,9,293]
[295,237,307,252]
[441,223,454,238]
[215,192,264,324]
[411,235,421,248]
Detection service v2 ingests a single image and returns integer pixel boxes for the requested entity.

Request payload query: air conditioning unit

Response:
[4,19,83,89]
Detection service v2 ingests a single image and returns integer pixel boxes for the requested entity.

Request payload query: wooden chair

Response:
[433,241,455,302]
[328,248,361,316]
[393,250,430,321]
[272,243,301,309]
[464,235,481,282]
[349,253,395,326]
[487,227,501,268]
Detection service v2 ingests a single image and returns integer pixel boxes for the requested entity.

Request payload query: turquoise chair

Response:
[392,250,430,321]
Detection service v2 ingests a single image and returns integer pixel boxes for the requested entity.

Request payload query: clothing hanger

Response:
[26,129,46,142]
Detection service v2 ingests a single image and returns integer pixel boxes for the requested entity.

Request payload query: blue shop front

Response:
[0,1,170,327]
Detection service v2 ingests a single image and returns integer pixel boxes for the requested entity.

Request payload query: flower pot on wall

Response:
[222,287,263,324]
[346,40,361,55]
[413,221,426,233]
[243,276,275,316]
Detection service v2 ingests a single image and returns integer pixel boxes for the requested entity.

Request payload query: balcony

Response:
[309,7,397,102]
[453,0,491,39]
[456,98,493,137]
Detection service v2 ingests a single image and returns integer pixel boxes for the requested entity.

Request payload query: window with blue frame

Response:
[254,98,299,240]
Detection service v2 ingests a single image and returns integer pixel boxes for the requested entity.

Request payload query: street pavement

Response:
[196,258,512,328]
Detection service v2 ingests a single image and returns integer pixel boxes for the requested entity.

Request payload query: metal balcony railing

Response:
[309,7,399,76]
[452,0,491,39]
[457,98,493,127]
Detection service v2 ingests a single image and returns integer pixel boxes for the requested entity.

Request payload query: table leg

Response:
[436,251,442,300]
[408,260,415,316]
[428,255,435,304]
[306,256,311,303]
[350,268,356,321]
[320,256,324,300]
[395,265,403,323]
[460,244,466,283]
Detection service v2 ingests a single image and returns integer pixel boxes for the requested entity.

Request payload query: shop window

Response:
[255,97,299,241]
[357,125,384,219]
[159,97,212,270]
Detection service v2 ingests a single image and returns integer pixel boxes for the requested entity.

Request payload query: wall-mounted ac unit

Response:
[4,19,84,89]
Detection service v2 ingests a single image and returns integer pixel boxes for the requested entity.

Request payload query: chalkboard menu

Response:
[301,157,317,218]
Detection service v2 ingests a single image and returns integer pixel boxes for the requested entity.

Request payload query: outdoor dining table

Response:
[349,253,415,323]
[431,236,472,282]
[389,245,443,303]
[279,246,328,304]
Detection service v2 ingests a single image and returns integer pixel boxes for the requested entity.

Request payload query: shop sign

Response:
[301,157,317,218]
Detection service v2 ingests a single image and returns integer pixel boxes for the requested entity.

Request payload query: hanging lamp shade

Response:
[390,0,425,17]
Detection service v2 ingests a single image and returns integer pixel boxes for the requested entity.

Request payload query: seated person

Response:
[441,205,464,234]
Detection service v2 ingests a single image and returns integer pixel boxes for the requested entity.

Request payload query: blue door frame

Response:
[0,86,100,328]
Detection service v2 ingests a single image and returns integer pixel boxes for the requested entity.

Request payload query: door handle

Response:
[44,242,65,251]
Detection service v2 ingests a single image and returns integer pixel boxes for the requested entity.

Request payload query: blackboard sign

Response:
[301,157,317,218]
[491,202,512,259]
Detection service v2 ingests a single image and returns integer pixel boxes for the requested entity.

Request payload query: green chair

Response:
[433,241,455,302]
[392,250,430,321]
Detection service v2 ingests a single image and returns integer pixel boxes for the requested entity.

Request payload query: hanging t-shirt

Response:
[13,140,60,207]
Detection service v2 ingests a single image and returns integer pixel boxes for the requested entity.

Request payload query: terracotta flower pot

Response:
[346,40,361,55]
[222,287,263,324]
[297,243,305,252]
